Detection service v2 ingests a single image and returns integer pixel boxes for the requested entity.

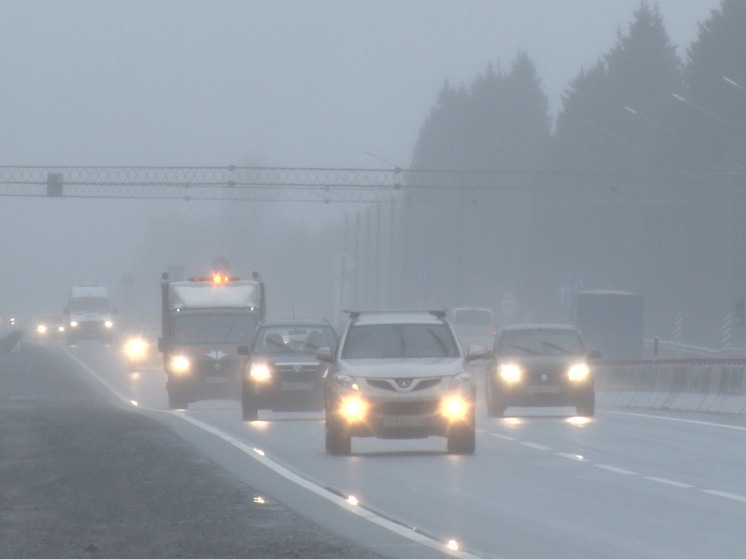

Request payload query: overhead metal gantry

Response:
[0,166,408,203]
[0,165,742,203]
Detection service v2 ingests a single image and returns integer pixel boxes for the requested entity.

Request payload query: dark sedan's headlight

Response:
[249,362,273,382]
[568,363,591,382]
[497,363,523,383]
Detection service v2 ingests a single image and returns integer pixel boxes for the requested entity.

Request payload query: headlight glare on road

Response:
[250,362,272,382]
[339,395,367,422]
[440,395,471,421]
[568,363,591,382]
[169,355,191,375]
[498,363,522,383]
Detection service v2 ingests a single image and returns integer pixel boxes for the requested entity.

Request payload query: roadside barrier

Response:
[597,359,746,416]
[0,330,24,355]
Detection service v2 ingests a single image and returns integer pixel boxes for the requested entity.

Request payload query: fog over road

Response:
[6,340,741,559]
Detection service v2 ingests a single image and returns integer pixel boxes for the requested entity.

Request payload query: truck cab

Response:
[159,272,265,409]
[64,285,116,345]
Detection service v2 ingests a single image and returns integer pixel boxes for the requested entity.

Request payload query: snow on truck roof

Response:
[168,280,261,309]
[70,285,109,298]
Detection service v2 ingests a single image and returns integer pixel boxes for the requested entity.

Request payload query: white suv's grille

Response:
[365,377,442,392]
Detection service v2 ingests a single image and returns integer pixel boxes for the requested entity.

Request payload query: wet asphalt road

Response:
[0,340,384,559]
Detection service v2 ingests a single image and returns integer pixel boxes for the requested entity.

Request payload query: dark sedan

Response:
[485,324,599,417]
[240,321,337,421]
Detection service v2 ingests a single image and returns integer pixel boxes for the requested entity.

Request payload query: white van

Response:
[64,285,116,344]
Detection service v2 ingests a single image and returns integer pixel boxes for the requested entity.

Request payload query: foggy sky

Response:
[0,1,725,330]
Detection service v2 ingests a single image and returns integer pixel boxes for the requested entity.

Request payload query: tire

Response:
[325,415,351,455]
[447,422,476,455]
[576,390,595,417]
[167,381,189,410]
[242,382,259,421]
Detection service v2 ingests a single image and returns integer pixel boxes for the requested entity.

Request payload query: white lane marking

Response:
[609,410,746,432]
[519,442,552,451]
[489,433,516,441]
[65,348,486,559]
[555,452,588,462]
[643,476,695,489]
[702,490,746,504]
[596,464,637,476]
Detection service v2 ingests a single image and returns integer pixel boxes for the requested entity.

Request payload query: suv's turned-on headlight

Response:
[334,374,360,391]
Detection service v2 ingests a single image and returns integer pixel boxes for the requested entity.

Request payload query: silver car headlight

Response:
[334,374,360,391]
[449,372,472,389]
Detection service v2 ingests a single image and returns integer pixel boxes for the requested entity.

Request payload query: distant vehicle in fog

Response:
[64,285,116,345]
[486,324,599,417]
[239,320,338,420]
[34,315,66,339]
[448,307,496,350]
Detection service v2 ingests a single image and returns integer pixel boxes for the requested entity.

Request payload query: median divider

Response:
[597,359,746,416]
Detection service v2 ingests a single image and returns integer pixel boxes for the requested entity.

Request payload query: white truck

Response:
[64,285,116,344]
[158,271,265,409]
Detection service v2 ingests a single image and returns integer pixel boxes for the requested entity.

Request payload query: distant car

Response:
[34,315,66,339]
[318,310,486,455]
[122,325,161,371]
[240,321,338,421]
[448,307,496,351]
[486,324,599,417]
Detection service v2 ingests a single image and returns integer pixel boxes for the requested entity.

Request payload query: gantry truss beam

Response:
[0,165,743,203]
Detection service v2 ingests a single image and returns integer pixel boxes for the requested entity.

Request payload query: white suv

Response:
[317,310,486,455]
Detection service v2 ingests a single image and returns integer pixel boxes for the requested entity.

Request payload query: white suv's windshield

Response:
[342,323,459,359]
[498,329,584,357]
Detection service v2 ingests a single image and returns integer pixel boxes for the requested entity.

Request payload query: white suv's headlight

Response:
[334,374,360,391]
[449,372,472,389]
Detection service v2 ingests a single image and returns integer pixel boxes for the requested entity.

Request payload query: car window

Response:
[342,323,459,359]
[253,325,336,354]
[498,330,584,356]
[452,309,492,326]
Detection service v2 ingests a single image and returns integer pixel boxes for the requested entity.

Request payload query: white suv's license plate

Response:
[281,381,314,391]
[528,385,561,394]
[382,416,428,427]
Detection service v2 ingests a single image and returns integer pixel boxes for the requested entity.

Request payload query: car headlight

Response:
[169,355,191,375]
[498,363,522,383]
[70,321,79,328]
[334,374,360,391]
[449,372,472,389]
[339,395,368,422]
[440,395,471,421]
[37,324,48,335]
[249,362,272,382]
[104,320,114,329]
[124,338,149,361]
[568,363,591,382]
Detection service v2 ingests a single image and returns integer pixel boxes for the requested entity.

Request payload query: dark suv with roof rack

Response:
[317,310,487,455]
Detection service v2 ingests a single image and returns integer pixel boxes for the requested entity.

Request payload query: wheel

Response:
[447,422,476,455]
[325,414,351,455]
[167,379,189,410]
[576,390,595,417]
[242,382,259,421]
[485,380,506,418]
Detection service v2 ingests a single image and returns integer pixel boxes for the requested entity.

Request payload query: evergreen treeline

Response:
[400,0,746,347]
